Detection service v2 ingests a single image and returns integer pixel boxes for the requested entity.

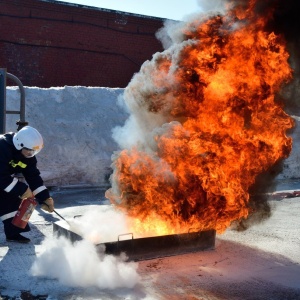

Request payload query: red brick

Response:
[0,0,165,87]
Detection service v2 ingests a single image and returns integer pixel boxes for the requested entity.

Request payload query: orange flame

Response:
[105,1,294,236]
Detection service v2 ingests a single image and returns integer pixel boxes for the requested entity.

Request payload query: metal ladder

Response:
[0,68,28,134]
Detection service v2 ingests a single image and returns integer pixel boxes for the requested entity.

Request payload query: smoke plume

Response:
[107,0,298,233]
[31,235,140,289]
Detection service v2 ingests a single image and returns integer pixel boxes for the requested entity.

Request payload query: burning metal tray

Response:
[53,220,216,261]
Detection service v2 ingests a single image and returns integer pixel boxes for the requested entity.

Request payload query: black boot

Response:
[6,233,31,243]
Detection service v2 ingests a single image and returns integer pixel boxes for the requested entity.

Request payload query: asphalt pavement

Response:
[1,182,300,300]
[0,186,110,300]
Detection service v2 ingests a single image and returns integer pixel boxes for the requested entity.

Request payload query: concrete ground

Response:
[0,183,300,300]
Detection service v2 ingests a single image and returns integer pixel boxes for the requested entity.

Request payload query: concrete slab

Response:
[0,186,300,299]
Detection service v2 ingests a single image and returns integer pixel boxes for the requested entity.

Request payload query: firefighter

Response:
[0,126,54,243]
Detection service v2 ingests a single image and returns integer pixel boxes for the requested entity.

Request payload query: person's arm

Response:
[22,157,54,212]
[21,157,50,202]
[0,146,28,198]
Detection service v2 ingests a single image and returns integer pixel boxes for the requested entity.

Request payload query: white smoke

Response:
[31,235,140,289]
[197,0,226,13]
[112,114,146,150]
[67,205,130,243]
[156,0,227,50]
[112,0,230,153]
[112,57,175,151]
[155,19,183,49]
[113,1,228,150]
[31,206,141,289]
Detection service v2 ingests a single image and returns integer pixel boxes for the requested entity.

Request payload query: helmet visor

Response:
[22,147,41,158]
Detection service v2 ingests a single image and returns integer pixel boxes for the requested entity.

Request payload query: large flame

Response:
[105,1,294,236]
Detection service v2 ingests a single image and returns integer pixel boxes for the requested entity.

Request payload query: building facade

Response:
[0,0,165,87]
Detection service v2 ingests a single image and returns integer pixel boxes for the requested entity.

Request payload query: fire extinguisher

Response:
[12,197,38,229]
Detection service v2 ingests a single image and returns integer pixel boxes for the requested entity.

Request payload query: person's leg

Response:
[0,191,31,242]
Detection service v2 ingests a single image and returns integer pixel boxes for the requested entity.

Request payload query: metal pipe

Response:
[0,68,27,133]
[6,72,26,124]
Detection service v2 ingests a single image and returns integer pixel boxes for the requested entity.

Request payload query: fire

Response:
[105,1,294,236]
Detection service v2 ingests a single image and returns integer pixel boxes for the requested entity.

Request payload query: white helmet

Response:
[13,126,44,156]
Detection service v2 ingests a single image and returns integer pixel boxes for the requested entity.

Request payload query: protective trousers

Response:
[0,190,30,237]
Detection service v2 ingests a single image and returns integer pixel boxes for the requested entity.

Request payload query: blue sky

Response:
[57,0,203,20]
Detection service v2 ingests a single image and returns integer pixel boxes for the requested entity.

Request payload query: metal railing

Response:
[0,68,27,134]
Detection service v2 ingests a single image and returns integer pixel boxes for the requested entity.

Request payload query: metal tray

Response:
[53,220,216,261]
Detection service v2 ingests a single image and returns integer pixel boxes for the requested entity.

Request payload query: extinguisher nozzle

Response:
[53,209,67,221]
[42,201,70,225]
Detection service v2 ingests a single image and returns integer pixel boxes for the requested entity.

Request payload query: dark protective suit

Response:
[0,133,50,237]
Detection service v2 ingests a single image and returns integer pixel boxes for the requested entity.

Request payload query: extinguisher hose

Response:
[43,202,69,223]
[53,209,67,221]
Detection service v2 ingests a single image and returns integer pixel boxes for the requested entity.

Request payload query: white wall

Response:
[5,86,300,187]
[6,86,127,187]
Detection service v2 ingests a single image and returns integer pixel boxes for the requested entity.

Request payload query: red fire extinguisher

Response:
[12,197,38,229]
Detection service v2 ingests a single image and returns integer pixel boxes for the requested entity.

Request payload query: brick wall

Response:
[0,0,165,87]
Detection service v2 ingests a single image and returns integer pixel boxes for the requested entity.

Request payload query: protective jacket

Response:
[0,133,50,236]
